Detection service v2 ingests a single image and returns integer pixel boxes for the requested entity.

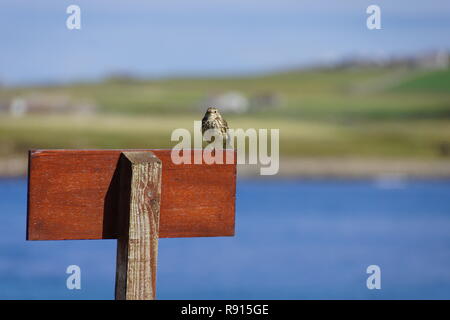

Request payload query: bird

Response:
[201,107,230,149]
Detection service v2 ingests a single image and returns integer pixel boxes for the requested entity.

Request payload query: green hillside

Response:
[1,66,449,160]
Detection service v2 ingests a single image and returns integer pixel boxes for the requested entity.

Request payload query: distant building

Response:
[414,50,449,70]
[333,50,449,71]
[204,91,249,113]
[201,90,282,114]
[250,92,281,111]
[9,98,28,117]
[0,94,97,116]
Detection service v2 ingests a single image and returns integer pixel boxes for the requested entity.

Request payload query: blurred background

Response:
[1,0,450,299]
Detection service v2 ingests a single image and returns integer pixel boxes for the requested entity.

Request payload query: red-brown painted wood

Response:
[27,149,236,240]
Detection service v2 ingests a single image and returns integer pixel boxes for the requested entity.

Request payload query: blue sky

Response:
[1,0,449,85]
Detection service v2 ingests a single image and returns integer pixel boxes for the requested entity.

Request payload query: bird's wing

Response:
[201,116,208,134]
[222,118,229,130]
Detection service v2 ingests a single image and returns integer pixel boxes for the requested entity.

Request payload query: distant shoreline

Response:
[2,156,450,179]
[238,157,450,179]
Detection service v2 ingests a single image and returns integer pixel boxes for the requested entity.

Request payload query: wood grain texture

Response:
[27,149,236,240]
[115,152,161,300]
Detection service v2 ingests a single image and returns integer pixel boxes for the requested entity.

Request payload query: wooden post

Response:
[115,152,162,300]
[26,149,236,300]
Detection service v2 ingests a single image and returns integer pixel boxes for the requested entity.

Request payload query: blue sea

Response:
[1,178,450,300]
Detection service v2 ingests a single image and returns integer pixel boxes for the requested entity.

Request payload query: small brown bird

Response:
[201,107,229,148]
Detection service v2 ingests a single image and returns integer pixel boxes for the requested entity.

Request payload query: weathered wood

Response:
[27,149,236,240]
[115,152,161,300]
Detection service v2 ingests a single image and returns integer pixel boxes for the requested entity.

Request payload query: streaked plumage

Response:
[201,107,229,148]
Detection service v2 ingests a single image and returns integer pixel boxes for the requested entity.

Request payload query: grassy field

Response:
[1,66,449,160]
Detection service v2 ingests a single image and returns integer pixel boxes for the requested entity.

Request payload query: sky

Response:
[0,0,449,85]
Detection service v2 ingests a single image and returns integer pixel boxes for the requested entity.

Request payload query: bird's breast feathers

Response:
[202,119,228,136]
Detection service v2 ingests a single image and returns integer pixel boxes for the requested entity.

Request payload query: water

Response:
[0,178,450,299]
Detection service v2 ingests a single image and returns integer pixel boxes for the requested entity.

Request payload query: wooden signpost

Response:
[27,149,236,300]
